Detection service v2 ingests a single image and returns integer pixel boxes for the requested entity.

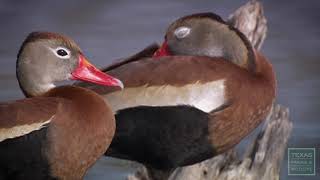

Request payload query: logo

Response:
[288,148,315,175]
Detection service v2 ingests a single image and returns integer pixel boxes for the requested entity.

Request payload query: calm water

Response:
[0,0,319,179]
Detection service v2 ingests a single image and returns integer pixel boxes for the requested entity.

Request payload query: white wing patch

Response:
[104,80,226,113]
[0,115,54,142]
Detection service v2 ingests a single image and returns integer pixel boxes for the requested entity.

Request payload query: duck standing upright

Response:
[79,13,276,179]
[0,32,123,180]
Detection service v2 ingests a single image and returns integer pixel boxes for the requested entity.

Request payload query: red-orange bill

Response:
[153,41,171,58]
[71,55,124,89]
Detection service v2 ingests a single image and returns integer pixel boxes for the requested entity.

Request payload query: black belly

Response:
[0,127,55,180]
[105,105,216,170]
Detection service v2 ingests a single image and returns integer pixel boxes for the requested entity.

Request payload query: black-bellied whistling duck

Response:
[79,13,276,179]
[0,32,123,180]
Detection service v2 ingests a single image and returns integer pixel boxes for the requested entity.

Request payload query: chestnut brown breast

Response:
[0,86,115,179]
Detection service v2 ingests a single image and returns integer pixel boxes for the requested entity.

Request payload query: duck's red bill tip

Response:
[71,55,124,89]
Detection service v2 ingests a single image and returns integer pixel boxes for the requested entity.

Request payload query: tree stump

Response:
[127,1,292,180]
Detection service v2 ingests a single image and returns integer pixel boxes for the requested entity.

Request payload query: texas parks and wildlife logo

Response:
[288,148,316,176]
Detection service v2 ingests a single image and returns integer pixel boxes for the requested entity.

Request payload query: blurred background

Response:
[0,0,319,179]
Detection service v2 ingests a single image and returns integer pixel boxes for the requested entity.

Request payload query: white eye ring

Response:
[50,47,71,59]
[174,26,191,39]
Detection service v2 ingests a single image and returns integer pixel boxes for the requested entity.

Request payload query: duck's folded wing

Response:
[0,97,61,142]
[92,56,246,113]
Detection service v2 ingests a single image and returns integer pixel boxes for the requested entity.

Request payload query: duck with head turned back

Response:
[78,12,276,180]
[0,32,123,180]
[153,12,256,71]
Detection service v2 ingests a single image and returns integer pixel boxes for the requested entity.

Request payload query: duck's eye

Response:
[57,49,68,56]
[174,26,191,39]
[51,47,71,59]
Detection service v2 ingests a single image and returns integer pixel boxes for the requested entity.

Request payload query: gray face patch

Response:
[174,26,191,39]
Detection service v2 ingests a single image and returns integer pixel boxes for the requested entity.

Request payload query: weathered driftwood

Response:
[228,0,267,50]
[127,1,292,180]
